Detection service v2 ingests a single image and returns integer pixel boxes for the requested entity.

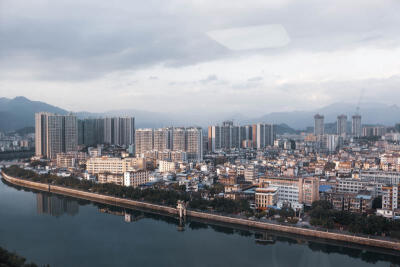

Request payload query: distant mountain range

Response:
[1,96,399,133]
[0,96,67,132]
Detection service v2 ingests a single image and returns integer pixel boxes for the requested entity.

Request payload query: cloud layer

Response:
[0,0,399,114]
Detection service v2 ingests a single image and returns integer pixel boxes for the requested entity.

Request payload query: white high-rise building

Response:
[323,134,339,152]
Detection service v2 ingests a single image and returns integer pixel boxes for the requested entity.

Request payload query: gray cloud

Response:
[1,0,399,81]
[248,76,263,82]
[0,0,400,114]
[199,74,218,84]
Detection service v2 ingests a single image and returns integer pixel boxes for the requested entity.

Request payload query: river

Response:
[0,177,399,267]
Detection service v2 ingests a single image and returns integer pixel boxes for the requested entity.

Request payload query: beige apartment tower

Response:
[135,128,153,155]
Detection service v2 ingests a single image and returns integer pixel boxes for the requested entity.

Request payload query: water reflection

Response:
[36,193,79,217]
[255,232,276,245]
[9,181,400,266]
[89,204,400,265]
[97,206,145,223]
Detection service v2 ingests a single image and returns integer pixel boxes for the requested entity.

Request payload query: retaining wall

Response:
[2,172,177,215]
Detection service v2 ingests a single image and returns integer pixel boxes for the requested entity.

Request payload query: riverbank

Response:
[0,246,40,267]
[2,171,400,252]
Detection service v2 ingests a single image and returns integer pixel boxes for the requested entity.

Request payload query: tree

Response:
[30,160,47,168]
[372,196,382,210]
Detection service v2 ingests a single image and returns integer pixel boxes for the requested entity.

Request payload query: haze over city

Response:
[1,0,400,114]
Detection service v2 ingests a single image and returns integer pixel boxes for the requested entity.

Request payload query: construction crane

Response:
[355,88,365,115]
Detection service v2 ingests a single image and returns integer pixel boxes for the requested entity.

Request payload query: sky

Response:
[0,0,400,115]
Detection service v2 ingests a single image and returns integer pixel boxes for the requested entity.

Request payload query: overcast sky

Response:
[0,0,399,115]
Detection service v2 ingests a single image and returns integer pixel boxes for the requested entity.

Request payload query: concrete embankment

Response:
[2,172,400,252]
[1,172,177,215]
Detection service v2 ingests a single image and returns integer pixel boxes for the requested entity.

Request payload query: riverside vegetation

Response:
[0,246,45,267]
[3,165,400,239]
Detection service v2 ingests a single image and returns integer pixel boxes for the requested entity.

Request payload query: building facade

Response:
[260,177,319,206]
[382,185,400,210]
[135,129,154,155]
[185,127,203,162]
[86,157,145,174]
[337,114,347,137]
[255,187,278,209]
[124,171,149,187]
[352,114,362,137]
[314,114,324,136]
[35,112,78,159]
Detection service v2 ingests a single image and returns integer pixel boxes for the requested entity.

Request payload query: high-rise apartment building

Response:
[231,125,240,149]
[35,112,49,157]
[208,125,221,152]
[221,121,241,149]
[208,122,275,151]
[119,117,135,147]
[78,118,105,146]
[135,129,153,155]
[172,127,186,151]
[240,125,253,147]
[78,117,134,147]
[103,117,135,147]
[153,128,172,151]
[35,112,78,159]
[252,123,275,149]
[362,126,386,137]
[322,134,339,152]
[314,114,324,136]
[208,121,241,152]
[221,121,233,149]
[185,127,203,162]
[134,127,203,162]
[352,114,362,137]
[337,114,348,137]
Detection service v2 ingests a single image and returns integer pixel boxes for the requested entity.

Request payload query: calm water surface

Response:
[0,178,399,267]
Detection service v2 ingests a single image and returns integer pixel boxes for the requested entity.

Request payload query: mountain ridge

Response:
[0,96,399,132]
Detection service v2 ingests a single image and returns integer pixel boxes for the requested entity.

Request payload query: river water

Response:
[0,178,399,267]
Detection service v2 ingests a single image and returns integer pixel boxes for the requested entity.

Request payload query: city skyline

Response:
[1,1,400,114]
[2,1,400,266]
[1,95,399,131]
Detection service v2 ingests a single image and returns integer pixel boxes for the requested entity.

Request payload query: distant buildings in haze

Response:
[208,121,276,152]
[314,114,324,136]
[337,114,347,137]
